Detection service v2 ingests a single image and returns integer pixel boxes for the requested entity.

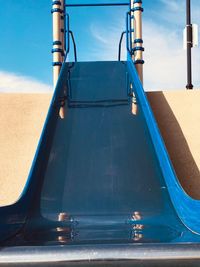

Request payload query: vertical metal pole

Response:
[130,0,137,115]
[63,0,66,53]
[59,0,66,119]
[52,0,63,87]
[186,0,193,90]
[130,0,135,62]
[60,0,65,60]
[132,0,144,85]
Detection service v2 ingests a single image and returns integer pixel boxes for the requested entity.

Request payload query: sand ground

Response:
[0,90,199,206]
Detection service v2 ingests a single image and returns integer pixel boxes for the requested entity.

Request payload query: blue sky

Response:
[0,0,199,91]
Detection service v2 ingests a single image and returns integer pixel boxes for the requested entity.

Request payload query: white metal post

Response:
[59,0,66,119]
[61,0,65,60]
[131,0,144,85]
[130,0,135,61]
[52,0,64,87]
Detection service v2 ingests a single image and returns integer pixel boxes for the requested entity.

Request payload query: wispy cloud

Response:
[90,23,110,45]
[160,0,183,12]
[89,3,200,91]
[0,71,52,93]
[89,20,126,61]
[143,21,186,90]
[156,0,199,27]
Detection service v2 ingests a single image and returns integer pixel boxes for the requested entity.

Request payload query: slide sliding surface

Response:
[1,59,200,265]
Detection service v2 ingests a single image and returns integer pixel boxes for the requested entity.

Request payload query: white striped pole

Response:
[130,1,137,115]
[130,0,135,62]
[60,0,65,60]
[59,0,66,119]
[52,0,63,87]
[132,0,144,84]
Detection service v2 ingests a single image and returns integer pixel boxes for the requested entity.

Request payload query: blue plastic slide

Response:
[1,55,200,266]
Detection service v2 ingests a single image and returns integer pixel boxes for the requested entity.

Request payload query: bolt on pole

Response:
[186,0,193,90]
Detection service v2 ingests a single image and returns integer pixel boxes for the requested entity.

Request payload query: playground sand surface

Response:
[0,90,199,206]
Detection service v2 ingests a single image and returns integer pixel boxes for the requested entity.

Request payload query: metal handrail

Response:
[64,13,77,62]
[126,11,133,56]
[65,13,70,54]
[118,11,134,61]
[118,31,126,61]
[69,31,77,62]
[65,10,134,63]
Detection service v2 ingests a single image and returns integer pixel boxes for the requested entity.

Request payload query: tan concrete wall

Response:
[0,90,199,206]
[147,90,200,199]
[0,93,52,206]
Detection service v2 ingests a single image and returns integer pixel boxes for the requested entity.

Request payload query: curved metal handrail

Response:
[126,11,133,56]
[69,31,77,62]
[118,12,135,61]
[64,13,77,62]
[118,31,126,61]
